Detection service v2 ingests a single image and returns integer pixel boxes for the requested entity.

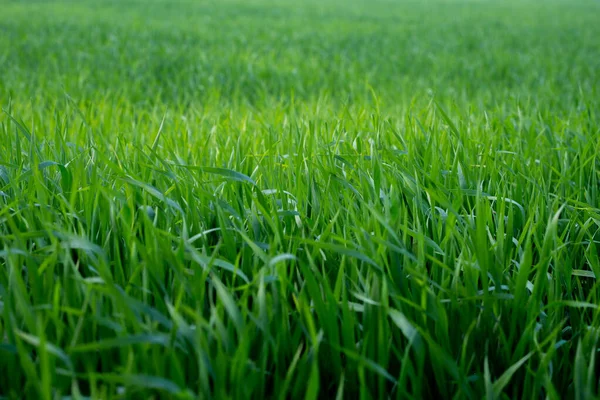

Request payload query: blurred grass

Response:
[1,0,599,398]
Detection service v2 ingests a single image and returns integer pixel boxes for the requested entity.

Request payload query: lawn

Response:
[1,0,599,398]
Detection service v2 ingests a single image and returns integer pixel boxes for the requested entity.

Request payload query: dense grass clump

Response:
[1,0,600,398]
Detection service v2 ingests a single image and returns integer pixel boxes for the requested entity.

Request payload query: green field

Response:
[1,0,600,398]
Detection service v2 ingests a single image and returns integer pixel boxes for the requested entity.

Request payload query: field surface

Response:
[1,0,600,398]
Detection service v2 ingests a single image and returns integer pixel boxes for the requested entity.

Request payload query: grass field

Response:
[1,0,600,398]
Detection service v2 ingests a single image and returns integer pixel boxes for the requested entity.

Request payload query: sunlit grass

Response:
[1,0,599,398]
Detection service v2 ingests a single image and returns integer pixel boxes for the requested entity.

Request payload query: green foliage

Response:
[1,0,599,398]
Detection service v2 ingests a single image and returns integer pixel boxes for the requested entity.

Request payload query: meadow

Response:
[1,0,599,398]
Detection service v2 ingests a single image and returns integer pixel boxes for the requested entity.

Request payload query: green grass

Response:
[1,0,600,398]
